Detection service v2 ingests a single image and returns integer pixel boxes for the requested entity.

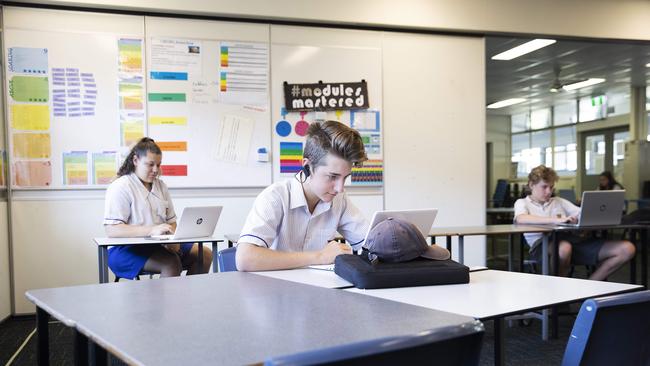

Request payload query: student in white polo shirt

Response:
[514,165,634,280]
[103,137,212,278]
[236,120,369,271]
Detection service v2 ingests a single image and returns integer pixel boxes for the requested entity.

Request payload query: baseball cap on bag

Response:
[366,217,451,263]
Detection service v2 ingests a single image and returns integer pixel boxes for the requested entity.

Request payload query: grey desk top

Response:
[94,236,221,246]
[429,224,552,237]
[533,223,649,232]
[26,272,472,366]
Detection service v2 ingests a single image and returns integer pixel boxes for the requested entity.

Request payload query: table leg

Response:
[227,239,235,248]
[74,330,88,366]
[446,235,452,257]
[541,309,549,341]
[494,317,505,366]
[98,246,109,284]
[37,306,49,366]
[89,340,107,366]
[643,228,648,288]
[458,236,464,264]
[552,231,558,276]
[630,229,637,285]
[198,243,204,273]
[508,234,514,272]
[212,242,219,273]
[542,234,549,276]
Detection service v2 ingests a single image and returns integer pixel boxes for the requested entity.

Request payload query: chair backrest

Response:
[492,179,509,208]
[264,320,484,366]
[217,246,238,272]
[561,290,650,366]
[557,189,577,204]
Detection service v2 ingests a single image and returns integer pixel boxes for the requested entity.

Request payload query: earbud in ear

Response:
[303,164,311,178]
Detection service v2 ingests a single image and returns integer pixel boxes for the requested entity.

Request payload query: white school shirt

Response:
[513,196,580,247]
[103,173,177,227]
[239,177,368,251]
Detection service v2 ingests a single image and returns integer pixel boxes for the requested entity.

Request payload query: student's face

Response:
[305,155,352,203]
[133,151,162,183]
[598,175,609,188]
[530,179,554,202]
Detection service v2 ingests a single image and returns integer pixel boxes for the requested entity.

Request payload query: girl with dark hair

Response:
[598,171,624,190]
[103,137,212,278]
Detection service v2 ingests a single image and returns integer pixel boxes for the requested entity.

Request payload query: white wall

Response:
[382,32,486,266]
[0,200,10,320]
[9,0,650,41]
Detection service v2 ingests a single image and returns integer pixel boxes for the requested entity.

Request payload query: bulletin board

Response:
[270,26,384,185]
[144,17,272,188]
[3,7,144,189]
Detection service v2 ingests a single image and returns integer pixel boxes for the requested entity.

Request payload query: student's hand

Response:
[566,215,578,224]
[317,241,352,264]
[163,244,181,255]
[149,223,173,236]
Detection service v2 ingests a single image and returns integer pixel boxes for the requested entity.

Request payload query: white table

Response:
[93,236,223,283]
[346,269,641,365]
[252,268,353,288]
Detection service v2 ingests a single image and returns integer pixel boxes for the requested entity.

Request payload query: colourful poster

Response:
[280,142,303,174]
[148,93,186,102]
[157,141,188,152]
[121,122,144,148]
[11,105,50,131]
[351,159,383,185]
[149,116,187,126]
[13,133,51,159]
[119,84,144,110]
[161,165,187,176]
[62,151,89,185]
[13,161,52,187]
[7,47,48,74]
[118,38,143,73]
[9,76,48,102]
[93,152,117,185]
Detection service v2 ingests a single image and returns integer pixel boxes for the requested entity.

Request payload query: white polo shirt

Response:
[514,195,580,247]
[239,177,368,252]
[103,173,177,227]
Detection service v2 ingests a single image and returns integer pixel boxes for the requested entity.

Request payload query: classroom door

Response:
[580,127,629,193]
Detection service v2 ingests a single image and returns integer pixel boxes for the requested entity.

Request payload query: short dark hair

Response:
[117,137,162,177]
[303,120,367,169]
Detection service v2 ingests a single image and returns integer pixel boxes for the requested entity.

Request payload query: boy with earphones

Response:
[236,120,369,271]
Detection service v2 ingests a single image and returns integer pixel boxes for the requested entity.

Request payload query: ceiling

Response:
[485,36,650,116]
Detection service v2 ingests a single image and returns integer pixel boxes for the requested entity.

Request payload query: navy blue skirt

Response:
[108,244,193,279]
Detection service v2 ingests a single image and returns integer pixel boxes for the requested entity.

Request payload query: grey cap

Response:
[366,217,451,263]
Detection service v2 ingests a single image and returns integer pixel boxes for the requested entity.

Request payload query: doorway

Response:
[580,126,629,193]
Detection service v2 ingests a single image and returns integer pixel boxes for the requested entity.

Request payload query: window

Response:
[613,131,629,167]
[553,126,577,175]
[531,130,551,167]
[511,133,530,178]
[511,113,529,133]
[553,101,577,126]
[607,92,629,117]
[579,95,607,122]
[530,108,551,129]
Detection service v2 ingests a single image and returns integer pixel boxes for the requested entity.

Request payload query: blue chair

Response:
[561,290,650,366]
[264,320,484,366]
[217,246,238,272]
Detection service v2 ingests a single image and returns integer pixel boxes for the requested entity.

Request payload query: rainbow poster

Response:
[280,142,303,174]
[351,159,383,185]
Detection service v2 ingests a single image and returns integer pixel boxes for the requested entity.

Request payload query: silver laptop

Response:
[149,206,222,240]
[308,208,438,271]
[557,190,624,227]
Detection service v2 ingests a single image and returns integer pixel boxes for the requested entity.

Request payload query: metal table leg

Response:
[212,242,219,273]
[37,306,49,366]
[74,330,88,366]
[198,243,203,273]
[98,246,109,284]
[458,235,465,264]
[508,234,514,272]
[494,317,505,366]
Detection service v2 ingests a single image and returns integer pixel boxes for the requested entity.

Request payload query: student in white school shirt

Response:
[514,165,634,280]
[236,121,369,271]
[103,137,212,278]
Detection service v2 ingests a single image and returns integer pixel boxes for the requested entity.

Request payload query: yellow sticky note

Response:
[13,133,51,159]
[149,116,187,126]
[11,105,50,131]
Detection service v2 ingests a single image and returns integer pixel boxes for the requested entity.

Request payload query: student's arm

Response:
[105,222,174,238]
[236,241,351,271]
[337,194,369,249]
[513,198,574,225]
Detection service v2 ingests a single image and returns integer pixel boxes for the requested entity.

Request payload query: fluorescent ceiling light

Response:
[487,98,527,109]
[646,62,650,67]
[562,78,606,91]
[491,39,557,60]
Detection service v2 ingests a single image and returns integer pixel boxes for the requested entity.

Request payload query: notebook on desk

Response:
[556,190,624,228]
[148,206,222,240]
[307,208,439,271]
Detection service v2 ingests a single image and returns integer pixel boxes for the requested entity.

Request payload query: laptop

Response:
[556,190,624,227]
[148,206,222,240]
[308,208,438,270]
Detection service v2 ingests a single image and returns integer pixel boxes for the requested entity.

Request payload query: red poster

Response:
[161,165,187,176]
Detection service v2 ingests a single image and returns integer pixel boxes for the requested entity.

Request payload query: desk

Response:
[346,269,641,366]
[93,236,223,283]
[429,225,553,273]
[252,268,353,288]
[26,272,473,366]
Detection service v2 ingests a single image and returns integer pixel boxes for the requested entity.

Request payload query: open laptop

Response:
[308,208,438,270]
[556,190,624,227]
[149,206,222,240]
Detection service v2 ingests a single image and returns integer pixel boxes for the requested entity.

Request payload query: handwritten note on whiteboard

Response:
[214,114,253,165]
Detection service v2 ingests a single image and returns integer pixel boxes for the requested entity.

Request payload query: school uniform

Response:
[514,195,603,265]
[103,173,191,278]
[239,177,368,252]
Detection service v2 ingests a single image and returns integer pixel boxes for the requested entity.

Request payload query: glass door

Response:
[580,127,628,193]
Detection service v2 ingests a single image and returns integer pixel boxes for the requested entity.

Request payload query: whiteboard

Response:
[270,25,384,185]
[3,7,144,189]
[144,17,272,187]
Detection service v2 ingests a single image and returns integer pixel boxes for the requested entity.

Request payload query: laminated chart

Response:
[13,133,51,159]
[92,152,117,185]
[62,151,89,185]
[118,39,145,150]
[219,42,269,105]
[9,76,48,102]
[7,47,48,74]
[279,142,303,174]
[10,105,50,131]
[351,159,383,185]
[13,161,52,187]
